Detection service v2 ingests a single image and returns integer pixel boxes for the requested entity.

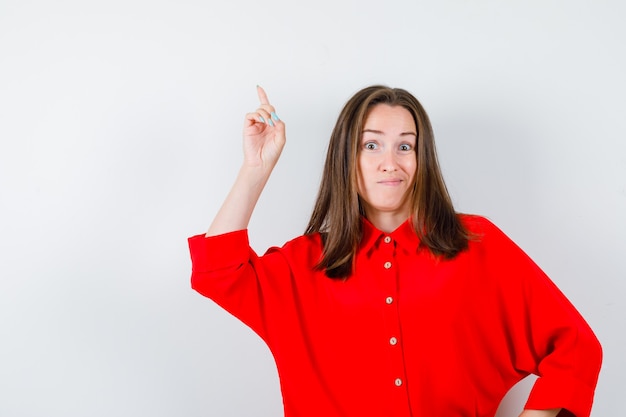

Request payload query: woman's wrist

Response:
[518,408,561,417]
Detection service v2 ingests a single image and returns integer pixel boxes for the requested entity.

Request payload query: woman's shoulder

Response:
[457,214,512,248]
[285,232,323,250]
[265,232,324,263]
[458,213,498,233]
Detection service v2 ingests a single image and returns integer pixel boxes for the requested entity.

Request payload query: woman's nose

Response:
[380,150,398,172]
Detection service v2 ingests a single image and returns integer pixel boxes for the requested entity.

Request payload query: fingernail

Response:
[259,116,266,123]
[268,119,275,127]
[271,112,280,121]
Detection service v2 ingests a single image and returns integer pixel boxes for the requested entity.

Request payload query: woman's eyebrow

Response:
[362,129,417,136]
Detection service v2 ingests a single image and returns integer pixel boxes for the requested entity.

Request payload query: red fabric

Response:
[188,215,601,417]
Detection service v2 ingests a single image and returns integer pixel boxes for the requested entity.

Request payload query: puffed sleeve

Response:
[188,230,292,341]
[475,218,602,417]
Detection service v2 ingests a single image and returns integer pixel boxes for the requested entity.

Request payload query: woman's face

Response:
[356,104,417,222]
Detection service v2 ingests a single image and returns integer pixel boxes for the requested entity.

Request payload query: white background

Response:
[1,0,624,416]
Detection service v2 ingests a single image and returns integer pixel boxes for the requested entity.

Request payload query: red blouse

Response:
[188,215,601,417]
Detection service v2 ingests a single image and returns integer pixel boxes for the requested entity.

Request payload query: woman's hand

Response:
[205,86,285,236]
[242,85,286,171]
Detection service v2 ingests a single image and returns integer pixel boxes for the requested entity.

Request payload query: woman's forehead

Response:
[362,104,417,135]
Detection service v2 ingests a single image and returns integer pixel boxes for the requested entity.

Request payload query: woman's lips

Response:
[378,179,403,185]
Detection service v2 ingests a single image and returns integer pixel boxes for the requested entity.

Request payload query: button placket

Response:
[377,234,409,398]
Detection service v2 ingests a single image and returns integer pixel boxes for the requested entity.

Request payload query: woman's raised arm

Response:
[206,86,286,237]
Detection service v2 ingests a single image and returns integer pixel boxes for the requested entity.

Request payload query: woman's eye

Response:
[399,144,412,151]
[364,142,378,150]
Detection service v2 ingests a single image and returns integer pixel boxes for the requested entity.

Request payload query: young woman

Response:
[188,85,602,417]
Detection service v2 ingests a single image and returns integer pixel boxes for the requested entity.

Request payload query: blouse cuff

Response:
[525,375,596,417]
[188,229,250,272]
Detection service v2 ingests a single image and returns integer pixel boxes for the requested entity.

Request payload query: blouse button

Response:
[394,378,403,387]
[389,337,398,346]
[384,261,392,269]
[384,236,392,244]
[385,296,393,305]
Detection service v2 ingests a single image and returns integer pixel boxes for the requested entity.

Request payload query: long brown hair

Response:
[305,85,469,278]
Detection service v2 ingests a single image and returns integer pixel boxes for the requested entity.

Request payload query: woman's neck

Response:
[365,211,409,233]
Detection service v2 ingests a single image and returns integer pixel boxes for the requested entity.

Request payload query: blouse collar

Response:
[359,216,421,255]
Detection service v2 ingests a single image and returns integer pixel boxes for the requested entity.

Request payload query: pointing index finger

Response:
[257,85,271,105]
